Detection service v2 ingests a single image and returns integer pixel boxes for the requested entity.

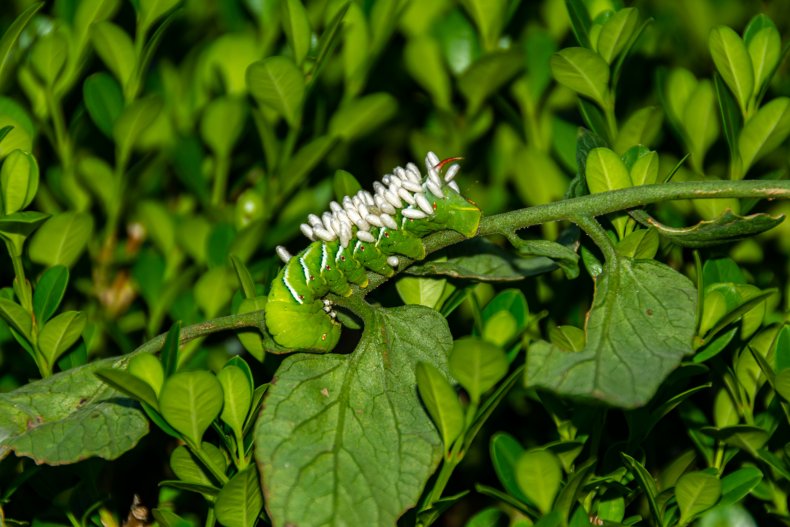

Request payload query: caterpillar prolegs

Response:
[265,152,482,351]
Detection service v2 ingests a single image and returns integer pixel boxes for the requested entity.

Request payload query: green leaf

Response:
[236,297,266,362]
[416,362,464,450]
[112,95,163,167]
[95,367,159,410]
[0,149,39,215]
[0,2,44,86]
[628,150,659,186]
[28,28,68,87]
[333,169,362,203]
[738,97,790,174]
[279,136,337,195]
[28,212,94,268]
[83,72,124,138]
[33,266,68,324]
[683,80,719,170]
[128,353,164,398]
[718,466,763,507]
[596,8,638,63]
[459,0,506,50]
[0,97,34,159]
[328,92,397,141]
[564,0,592,48]
[281,0,311,65]
[0,297,31,339]
[246,56,305,127]
[458,49,523,115]
[509,238,580,279]
[709,26,753,116]
[449,337,508,403]
[159,371,224,445]
[194,267,235,318]
[613,106,663,155]
[161,321,180,377]
[745,18,781,99]
[0,355,148,463]
[714,73,742,159]
[515,450,562,514]
[215,467,263,527]
[550,47,610,107]
[218,364,252,438]
[200,96,247,158]
[526,258,697,408]
[170,442,226,488]
[256,306,449,526]
[396,276,447,309]
[616,228,659,259]
[490,433,530,506]
[91,21,136,89]
[138,0,180,36]
[152,509,192,527]
[631,209,784,248]
[676,471,722,524]
[404,37,451,110]
[586,147,631,193]
[38,311,86,367]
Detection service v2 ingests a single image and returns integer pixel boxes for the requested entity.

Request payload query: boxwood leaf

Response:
[458,50,523,115]
[676,471,721,524]
[33,265,68,324]
[596,8,638,63]
[218,364,252,438]
[246,56,305,127]
[112,95,163,167]
[449,337,508,403]
[128,353,165,397]
[738,97,790,175]
[565,0,592,48]
[159,371,224,446]
[709,26,753,116]
[28,211,94,268]
[38,311,85,367]
[718,466,763,507]
[215,466,263,527]
[328,92,397,141]
[490,432,529,503]
[95,366,159,410]
[0,2,44,86]
[526,258,696,408]
[405,37,451,110]
[256,305,449,526]
[0,297,31,339]
[83,72,124,138]
[515,450,562,514]
[416,362,464,450]
[170,442,226,488]
[91,21,136,89]
[138,0,180,36]
[683,80,719,170]
[745,18,781,98]
[200,96,247,158]
[550,47,609,108]
[281,0,311,66]
[28,28,68,87]
[0,148,38,214]
[396,276,447,309]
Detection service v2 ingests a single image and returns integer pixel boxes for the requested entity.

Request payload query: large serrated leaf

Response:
[0,355,148,463]
[632,209,784,248]
[526,258,696,408]
[256,305,450,527]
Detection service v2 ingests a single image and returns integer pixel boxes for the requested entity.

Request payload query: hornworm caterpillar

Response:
[265,152,482,351]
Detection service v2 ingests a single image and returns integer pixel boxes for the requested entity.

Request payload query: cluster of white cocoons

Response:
[275,152,461,268]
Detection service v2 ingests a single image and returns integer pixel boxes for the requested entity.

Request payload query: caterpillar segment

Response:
[265,152,482,351]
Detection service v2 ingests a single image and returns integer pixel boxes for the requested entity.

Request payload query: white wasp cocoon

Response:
[415,193,433,215]
[426,151,440,169]
[300,223,315,240]
[444,164,460,182]
[427,181,444,198]
[275,245,292,263]
[448,181,460,193]
[398,187,416,205]
[402,208,428,219]
[366,214,383,227]
[401,179,422,193]
[314,227,335,242]
[380,213,398,230]
[387,256,399,267]
[384,189,402,208]
[356,230,376,243]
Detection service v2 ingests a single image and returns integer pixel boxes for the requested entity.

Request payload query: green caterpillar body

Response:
[265,152,481,351]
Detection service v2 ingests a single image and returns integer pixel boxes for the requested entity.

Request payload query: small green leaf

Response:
[738,97,790,175]
[33,265,69,324]
[0,149,38,214]
[458,0,507,50]
[281,0,311,65]
[246,56,305,127]
[629,150,659,186]
[613,106,663,154]
[449,337,508,403]
[194,267,236,318]
[215,467,263,527]
[396,276,447,309]
[714,73,743,159]
[333,169,362,203]
[676,471,722,524]
[416,362,464,450]
[170,442,226,488]
[28,28,68,87]
[328,92,397,141]
[616,228,659,259]
[152,509,192,527]
[586,147,631,193]
[83,72,124,138]
[0,97,34,159]
[458,49,523,115]
[550,47,610,107]
[128,353,165,397]
[515,449,562,514]
[112,95,164,167]
[159,371,224,445]
[683,80,719,170]
[95,366,159,409]
[596,8,639,63]
[91,21,136,89]
[404,37,451,110]
[161,321,181,377]
[490,432,529,503]
[200,96,247,159]
[218,364,252,438]
[565,0,592,48]
[138,0,180,36]
[709,26,753,115]
[775,369,790,402]
[28,212,94,268]
[38,311,86,366]
[745,20,781,98]
[548,325,586,352]
[718,466,763,507]
[0,297,32,339]
[236,297,266,362]
[0,2,44,86]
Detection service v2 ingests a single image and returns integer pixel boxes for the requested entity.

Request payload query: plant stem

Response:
[572,215,618,263]
[211,154,230,207]
[6,239,31,311]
